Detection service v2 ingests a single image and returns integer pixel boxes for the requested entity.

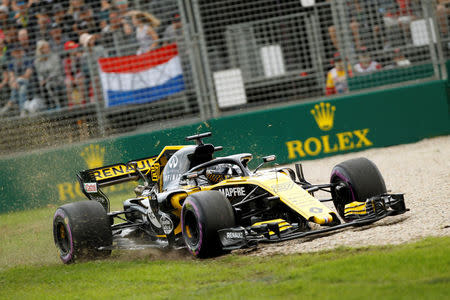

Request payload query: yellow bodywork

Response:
[252,218,292,235]
[344,201,368,217]
[195,172,335,225]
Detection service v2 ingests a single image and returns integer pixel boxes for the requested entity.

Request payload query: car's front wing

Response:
[218,193,407,250]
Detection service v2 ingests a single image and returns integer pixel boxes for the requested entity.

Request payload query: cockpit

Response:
[161,143,252,191]
[162,142,220,191]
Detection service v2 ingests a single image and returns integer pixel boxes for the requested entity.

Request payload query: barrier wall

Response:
[0,80,448,213]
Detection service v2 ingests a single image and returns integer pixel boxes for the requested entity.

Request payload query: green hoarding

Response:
[0,80,448,213]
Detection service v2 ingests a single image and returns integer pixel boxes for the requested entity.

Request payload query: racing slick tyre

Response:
[330,158,387,222]
[53,201,112,264]
[181,191,235,258]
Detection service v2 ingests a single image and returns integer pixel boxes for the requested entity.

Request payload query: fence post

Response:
[330,0,352,92]
[421,0,441,80]
[178,0,211,121]
[428,0,448,80]
[182,0,208,121]
[191,0,219,118]
[87,53,106,137]
[308,10,326,94]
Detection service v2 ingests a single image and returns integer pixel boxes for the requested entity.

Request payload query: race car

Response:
[53,132,407,263]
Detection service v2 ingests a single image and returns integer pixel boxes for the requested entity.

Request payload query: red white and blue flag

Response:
[98,44,184,107]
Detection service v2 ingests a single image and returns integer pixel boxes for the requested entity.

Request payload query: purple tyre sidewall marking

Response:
[331,170,356,202]
[181,200,203,256]
[54,209,74,263]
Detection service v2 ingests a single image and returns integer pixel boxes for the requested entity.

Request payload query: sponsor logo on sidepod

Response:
[218,187,246,197]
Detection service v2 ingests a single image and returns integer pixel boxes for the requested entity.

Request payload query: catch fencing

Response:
[0,0,447,156]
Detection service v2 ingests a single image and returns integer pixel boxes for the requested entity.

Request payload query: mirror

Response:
[263,155,276,163]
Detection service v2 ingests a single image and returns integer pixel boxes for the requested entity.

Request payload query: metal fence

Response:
[0,0,448,156]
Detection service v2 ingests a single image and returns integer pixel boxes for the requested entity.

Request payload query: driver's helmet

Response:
[205,164,232,184]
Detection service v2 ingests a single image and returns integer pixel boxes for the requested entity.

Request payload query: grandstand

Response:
[0,0,447,156]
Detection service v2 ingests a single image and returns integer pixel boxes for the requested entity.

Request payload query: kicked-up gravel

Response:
[247,135,450,256]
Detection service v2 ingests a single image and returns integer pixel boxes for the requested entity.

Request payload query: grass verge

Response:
[0,192,132,270]
[0,237,448,299]
[1,196,449,299]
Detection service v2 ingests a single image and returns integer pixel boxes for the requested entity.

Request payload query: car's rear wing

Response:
[77,146,185,210]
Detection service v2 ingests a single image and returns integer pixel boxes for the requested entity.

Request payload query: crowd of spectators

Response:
[0,0,181,117]
[324,0,435,96]
[0,0,447,115]
[325,46,412,95]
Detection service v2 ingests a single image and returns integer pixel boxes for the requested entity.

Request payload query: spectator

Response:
[128,10,160,54]
[326,52,353,95]
[101,7,136,56]
[68,0,84,22]
[27,0,53,44]
[18,28,34,56]
[35,40,64,109]
[98,0,111,31]
[0,5,9,29]
[74,5,100,36]
[80,33,105,102]
[114,0,129,16]
[52,3,76,41]
[381,0,416,26]
[2,43,34,116]
[4,24,18,46]
[379,0,420,47]
[12,0,28,29]
[35,7,51,43]
[162,13,182,46]
[75,20,89,37]
[0,36,9,112]
[49,22,69,53]
[328,0,384,51]
[353,47,382,74]
[0,33,7,65]
[391,47,411,67]
[437,0,450,36]
[80,33,106,60]
[63,40,86,106]
[113,0,134,40]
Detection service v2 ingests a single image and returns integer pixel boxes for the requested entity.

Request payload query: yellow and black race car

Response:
[53,132,407,263]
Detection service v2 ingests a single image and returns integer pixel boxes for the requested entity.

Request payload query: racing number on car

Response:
[309,207,323,213]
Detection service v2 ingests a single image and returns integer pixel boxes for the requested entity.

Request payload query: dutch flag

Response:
[98,44,185,107]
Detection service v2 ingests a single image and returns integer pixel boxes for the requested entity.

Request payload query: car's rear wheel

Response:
[181,191,235,258]
[53,201,112,264]
[330,158,386,222]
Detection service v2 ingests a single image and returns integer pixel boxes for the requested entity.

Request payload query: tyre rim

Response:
[183,210,200,247]
[55,221,71,255]
[332,180,352,220]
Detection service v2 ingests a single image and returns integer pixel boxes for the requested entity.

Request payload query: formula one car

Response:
[53,132,407,263]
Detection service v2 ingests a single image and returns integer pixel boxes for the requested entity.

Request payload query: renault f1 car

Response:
[53,132,407,263]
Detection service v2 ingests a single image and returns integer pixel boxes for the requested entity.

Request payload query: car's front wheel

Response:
[330,157,387,222]
[53,201,112,264]
[181,191,235,258]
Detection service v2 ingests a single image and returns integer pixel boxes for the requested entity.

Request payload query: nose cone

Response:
[310,213,334,225]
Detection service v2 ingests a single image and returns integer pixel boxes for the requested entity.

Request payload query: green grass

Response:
[0,192,132,270]
[1,196,449,299]
[0,237,448,299]
[0,205,59,269]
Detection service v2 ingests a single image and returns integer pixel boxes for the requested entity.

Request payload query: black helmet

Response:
[205,164,232,184]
